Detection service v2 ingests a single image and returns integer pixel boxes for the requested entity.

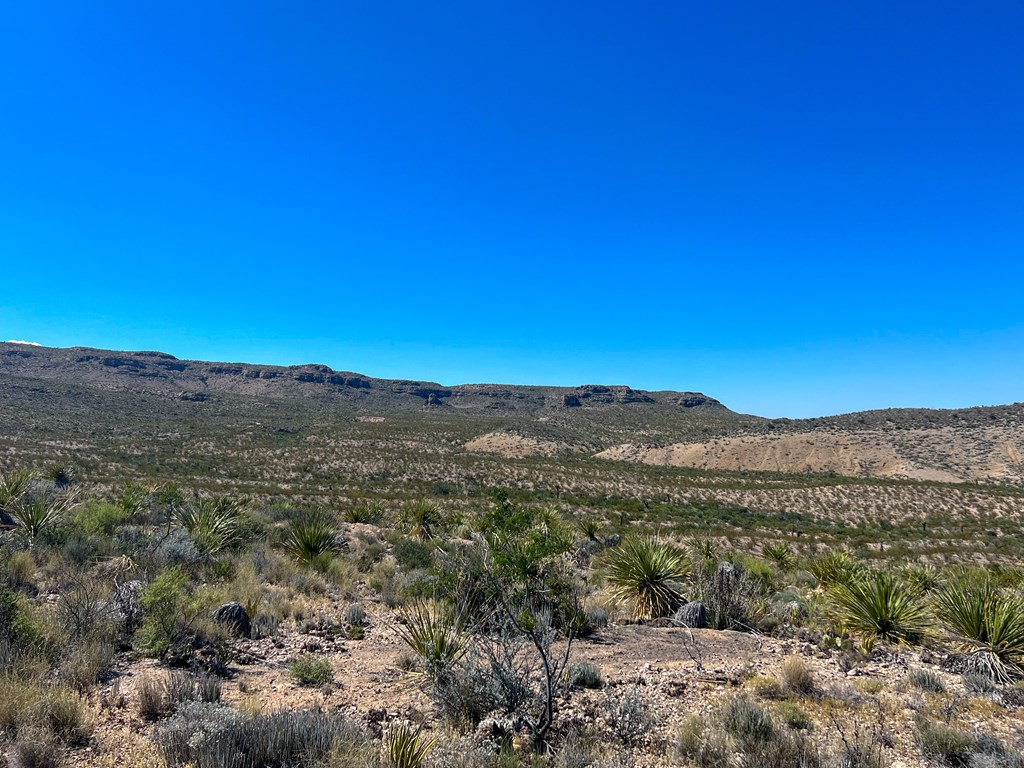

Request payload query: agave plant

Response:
[385,722,436,768]
[173,495,245,555]
[830,571,930,648]
[286,513,341,566]
[934,579,1024,683]
[606,537,689,620]
[395,600,467,676]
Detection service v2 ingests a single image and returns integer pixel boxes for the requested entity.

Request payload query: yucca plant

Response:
[345,501,385,524]
[934,579,1024,683]
[385,722,435,768]
[173,495,244,555]
[606,537,689,620]
[901,564,945,596]
[690,537,719,565]
[11,492,77,545]
[395,600,467,676]
[830,571,930,648]
[762,541,797,571]
[403,500,444,540]
[811,549,866,589]
[286,513,341,567]
[0,470,35,514]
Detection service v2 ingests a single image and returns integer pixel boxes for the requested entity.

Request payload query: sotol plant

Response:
[395,600,467,676]
[606,537,689,620]
[934,578,1024,683]
[286,513,341,567]
[830,571,930,648]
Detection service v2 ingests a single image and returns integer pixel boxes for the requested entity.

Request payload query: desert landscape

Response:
[1,343,1023,768]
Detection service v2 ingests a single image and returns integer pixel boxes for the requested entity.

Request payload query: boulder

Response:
[674,601,708,629]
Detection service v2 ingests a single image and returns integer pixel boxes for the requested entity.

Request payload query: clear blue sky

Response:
[2,2,1022,418]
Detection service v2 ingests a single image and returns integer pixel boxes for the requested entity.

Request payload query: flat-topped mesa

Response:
[0,341,729,416]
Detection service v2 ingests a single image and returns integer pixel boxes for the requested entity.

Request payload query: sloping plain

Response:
[2,342,1023,565]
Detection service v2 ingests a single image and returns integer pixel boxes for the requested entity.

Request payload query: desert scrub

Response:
[567,662,603,689]
[907,668,946,693]
[0,676,93,748]
[829,571,929,648]
[157,702,371,768]
[605,537,688,620]
[781,655,818,696]
[604,686,655,746]
[289,654,334,687]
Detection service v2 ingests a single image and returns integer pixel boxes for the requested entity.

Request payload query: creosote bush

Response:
[289,654,334,687]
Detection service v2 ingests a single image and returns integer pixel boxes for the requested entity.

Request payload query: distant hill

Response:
[1,341,1022,486]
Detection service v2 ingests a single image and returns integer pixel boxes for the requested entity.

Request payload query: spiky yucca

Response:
[934,580,1024,683]
[385,722,435,768]
[173,495,244,554]
[403,500,444,540]
[830,572,930,648]
[762,541,797,571]
[606,537,689,621]
[395,601,466,676]
[286,514,341,566]
[811,549,866,589]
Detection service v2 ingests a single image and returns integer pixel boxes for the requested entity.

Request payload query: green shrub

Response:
[830,572,929,648]
[73,500,131,537]
[393,537,435,570]
[138,566,202,657]
[723,694,776,750]
[606,537,688,620]
[774,701,813,731]
[289,654,334,687]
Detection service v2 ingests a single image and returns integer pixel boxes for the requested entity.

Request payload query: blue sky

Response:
[1,2,1022,418]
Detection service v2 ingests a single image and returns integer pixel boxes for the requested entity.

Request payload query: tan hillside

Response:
[596,425,1024,484]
